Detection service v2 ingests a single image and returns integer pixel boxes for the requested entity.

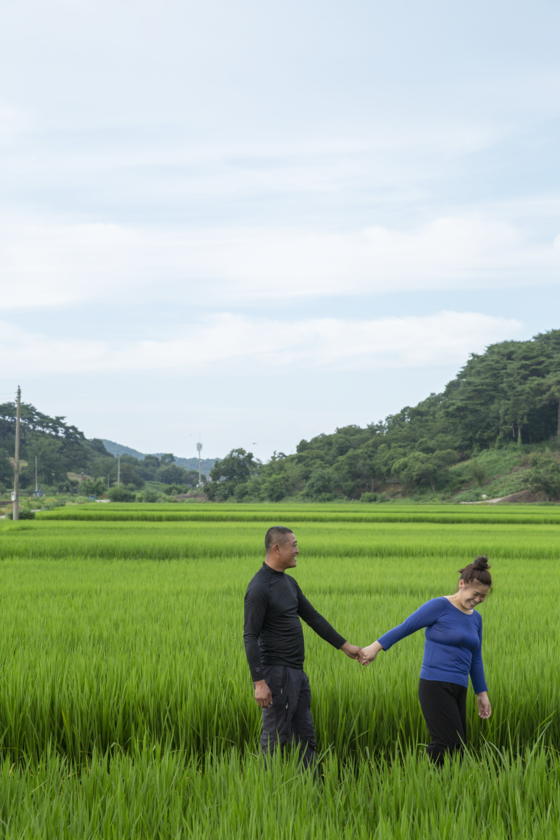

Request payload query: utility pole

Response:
[13,386,21,521]
[197,440,203,487]
[35,455,38,493]
[117,455,121,486]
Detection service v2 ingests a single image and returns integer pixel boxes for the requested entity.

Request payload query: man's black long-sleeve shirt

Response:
[243,563,346,682]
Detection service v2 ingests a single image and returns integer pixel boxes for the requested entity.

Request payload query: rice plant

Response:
[0,508,558,837]
[37,501,560,525]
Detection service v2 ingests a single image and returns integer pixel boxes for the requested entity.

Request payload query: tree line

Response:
[4,329,560,502]
[207,330,560,501]
[0,407,203,497]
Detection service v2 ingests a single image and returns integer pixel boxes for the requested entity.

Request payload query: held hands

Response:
[340,641,363,660]
[477,692,492,719]
[254,642,365,708]
[359,641,383,665]
[254,640,380,707]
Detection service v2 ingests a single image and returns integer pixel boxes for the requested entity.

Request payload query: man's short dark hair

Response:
[265,526,294,552]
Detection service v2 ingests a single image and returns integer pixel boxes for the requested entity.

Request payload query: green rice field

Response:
[0,503,559,838]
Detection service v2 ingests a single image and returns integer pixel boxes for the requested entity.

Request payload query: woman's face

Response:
[457,578,490,610]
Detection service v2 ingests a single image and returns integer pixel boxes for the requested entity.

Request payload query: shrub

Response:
[138,488,160,503]
[360,492,378,503]
[468,461,487,487]
[527,450,560,500]
[79,477,108,497]
[6,509,35,520]
[107,485,136,503]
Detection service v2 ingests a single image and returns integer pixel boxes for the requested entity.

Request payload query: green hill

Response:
[207,329,560,503]
[0,415,213,496]
[3,329,560,502]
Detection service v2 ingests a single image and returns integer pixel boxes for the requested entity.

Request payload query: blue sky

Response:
[1,0,559,460]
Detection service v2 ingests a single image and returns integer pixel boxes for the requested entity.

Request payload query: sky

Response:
[1,0,559,461]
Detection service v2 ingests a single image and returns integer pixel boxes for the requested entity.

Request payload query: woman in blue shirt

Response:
[360,556,492,764]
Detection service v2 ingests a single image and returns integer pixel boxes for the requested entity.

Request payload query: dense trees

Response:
[443,331,560,448]
[527,451,560,500]
[0,403,203,496]
[0,448,12,487]
[210,330,560,502]
[4,329,560,502]
[0,401,90,492]
[206,449,259,500]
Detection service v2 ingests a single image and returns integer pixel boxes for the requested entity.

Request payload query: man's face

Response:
[276,533,299,570]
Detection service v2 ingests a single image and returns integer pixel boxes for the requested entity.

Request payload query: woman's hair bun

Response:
[472,555,491,571]
[458,556,492,587]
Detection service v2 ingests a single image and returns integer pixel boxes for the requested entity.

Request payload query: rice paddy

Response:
[0,503,559,838]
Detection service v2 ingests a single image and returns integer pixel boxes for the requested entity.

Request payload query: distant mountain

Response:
[101,439,216,476]
[159,455,216,475]
[102,440,145,459]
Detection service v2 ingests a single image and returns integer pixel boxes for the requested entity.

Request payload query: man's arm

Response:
[296,584,362,658]
[243,584,273,708]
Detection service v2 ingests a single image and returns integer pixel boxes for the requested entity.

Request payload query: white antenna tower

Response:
[197,438,203,486]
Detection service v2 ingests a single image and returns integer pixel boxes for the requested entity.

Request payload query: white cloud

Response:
[0,104,33,147]
[0,222,144,308]
[2,311,522,376]
[1,215,558,311]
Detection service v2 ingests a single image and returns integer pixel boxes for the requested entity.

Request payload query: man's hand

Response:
[340,641,363,660]
[477,692,491,719]
[254,680,273,709]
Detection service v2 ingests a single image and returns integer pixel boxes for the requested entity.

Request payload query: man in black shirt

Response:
[244,525,362,769]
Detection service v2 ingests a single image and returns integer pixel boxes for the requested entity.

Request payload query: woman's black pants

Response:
[418,678,468,765]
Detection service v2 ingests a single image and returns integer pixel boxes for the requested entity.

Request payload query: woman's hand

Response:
[477,692,492,719]
[359,641,383,665]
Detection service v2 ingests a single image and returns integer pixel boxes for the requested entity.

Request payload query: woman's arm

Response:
[469,619,488,695]
[366,599,445,657]
[359,600,445,666]
[470,618,490,716]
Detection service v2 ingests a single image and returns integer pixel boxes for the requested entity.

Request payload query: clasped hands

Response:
[341,640,381,665]
[253,641,380,709]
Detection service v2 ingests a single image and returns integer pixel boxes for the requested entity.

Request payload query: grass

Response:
[2,746,560,839]
[34,501,560,524]
[5,516,560,562]
[0,506,558,837]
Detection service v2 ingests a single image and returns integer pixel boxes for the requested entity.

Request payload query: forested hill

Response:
[0,409,211,495]
[3,329,560,501]
[207,329,560,502]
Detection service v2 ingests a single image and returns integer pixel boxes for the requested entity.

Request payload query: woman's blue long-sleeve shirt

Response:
[377,598,487,694]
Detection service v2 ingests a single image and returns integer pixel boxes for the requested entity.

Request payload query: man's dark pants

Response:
[260,665,317,770]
